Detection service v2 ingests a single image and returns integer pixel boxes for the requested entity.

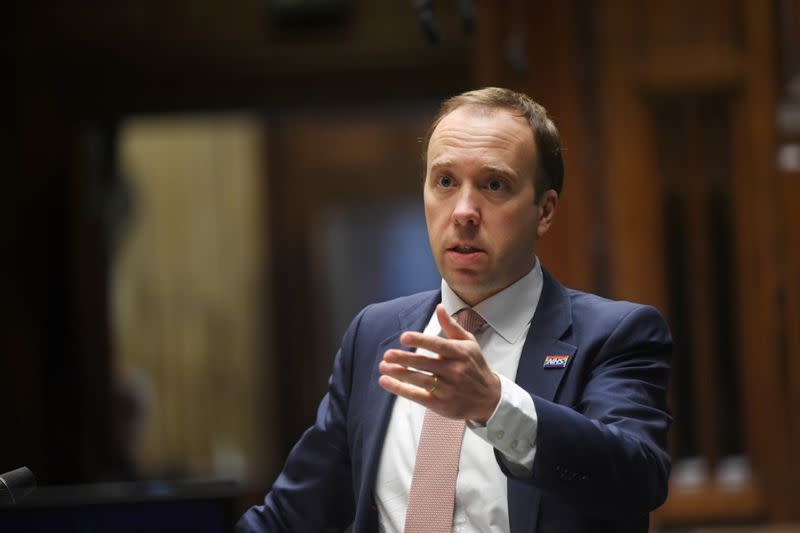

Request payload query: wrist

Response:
[474,373,502,425]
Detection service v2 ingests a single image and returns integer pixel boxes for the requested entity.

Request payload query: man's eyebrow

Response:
[429,159,516,178]
[482,164,516,178]
[429,157,456,171]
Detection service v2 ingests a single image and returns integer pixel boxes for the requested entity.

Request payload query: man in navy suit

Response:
[237,87,672,532]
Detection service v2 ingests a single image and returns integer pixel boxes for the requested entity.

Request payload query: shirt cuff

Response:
[467,374,538,475]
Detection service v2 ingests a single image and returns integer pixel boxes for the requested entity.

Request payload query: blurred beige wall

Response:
[113,115,276,482]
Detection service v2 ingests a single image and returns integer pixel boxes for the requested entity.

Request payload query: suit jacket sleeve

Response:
[235,307,369,532]
[498,304,672,520]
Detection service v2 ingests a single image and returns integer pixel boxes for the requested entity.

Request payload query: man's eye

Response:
[488,179,505,191]
[438,175,454,187]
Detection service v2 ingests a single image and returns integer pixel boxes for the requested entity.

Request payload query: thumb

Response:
[437,304,471,340]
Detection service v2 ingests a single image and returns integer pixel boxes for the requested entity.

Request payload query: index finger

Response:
[399,330,468,358]
[435,305,471,341]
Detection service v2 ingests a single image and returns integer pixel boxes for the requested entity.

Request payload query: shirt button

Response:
[495,430,505,440]
[511,439,519,449]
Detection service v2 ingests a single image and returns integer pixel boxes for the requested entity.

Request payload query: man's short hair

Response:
[423,87,564,199]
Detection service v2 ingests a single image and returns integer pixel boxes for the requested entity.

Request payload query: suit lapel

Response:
[354,291,440,532]
[509,269,576,533]
[517,268,575,402]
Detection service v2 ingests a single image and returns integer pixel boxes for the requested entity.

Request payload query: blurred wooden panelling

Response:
[265,105,438,452]
[473,0,798,526]
[6,0,471,487]
[13,0,471,112]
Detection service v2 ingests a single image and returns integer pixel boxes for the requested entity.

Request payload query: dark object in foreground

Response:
[0,467,36,505]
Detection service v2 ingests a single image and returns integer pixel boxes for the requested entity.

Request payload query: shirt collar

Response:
[440,258,544,343]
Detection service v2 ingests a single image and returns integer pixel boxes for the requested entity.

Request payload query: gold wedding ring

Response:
[427,374,439,393]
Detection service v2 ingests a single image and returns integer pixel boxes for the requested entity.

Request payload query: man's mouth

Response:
[449,245,484,253]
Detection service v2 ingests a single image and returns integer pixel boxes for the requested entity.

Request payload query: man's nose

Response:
[452,187,480,226]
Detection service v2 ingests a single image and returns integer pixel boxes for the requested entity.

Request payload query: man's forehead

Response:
[440,104,524,126]
[430,105,530,142]
[428,107,534,155]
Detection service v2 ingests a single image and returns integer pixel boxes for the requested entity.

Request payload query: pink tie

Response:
[403,308,486,533]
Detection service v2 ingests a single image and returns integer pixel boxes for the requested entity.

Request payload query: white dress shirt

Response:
[374,260,544,533]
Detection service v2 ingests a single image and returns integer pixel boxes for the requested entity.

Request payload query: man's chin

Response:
[444,274,493,306]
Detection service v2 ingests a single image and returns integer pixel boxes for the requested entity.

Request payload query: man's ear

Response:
[536,189,558,238]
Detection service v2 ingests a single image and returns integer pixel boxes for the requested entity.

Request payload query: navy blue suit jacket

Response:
[237,269,672,532]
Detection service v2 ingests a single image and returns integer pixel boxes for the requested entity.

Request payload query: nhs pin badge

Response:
[543,355,569,369]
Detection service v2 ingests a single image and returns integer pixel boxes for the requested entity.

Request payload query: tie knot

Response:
[455,308,486,334]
